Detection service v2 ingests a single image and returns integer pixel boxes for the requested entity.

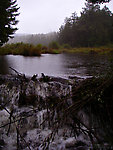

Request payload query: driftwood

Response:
[0,69,113,149]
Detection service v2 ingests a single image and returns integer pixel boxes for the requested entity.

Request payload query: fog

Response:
[16,0,113,34]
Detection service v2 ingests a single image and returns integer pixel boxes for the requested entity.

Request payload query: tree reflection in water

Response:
[0,56,9,74]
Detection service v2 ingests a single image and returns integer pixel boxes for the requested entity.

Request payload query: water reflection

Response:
[5,54,63,77]
[0,56,9,74]
[0,54,110,78]
[60,53,110,77]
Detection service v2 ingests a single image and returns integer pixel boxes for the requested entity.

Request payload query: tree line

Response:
[58,2,113,47]
[0,0,112,47]
[8,32,58,46]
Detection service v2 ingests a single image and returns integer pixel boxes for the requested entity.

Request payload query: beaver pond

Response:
[0,53,111,77]
[0,53,113,150]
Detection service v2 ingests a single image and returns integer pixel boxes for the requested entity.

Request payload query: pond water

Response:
[0,53,111,78]
[0,53,113,149]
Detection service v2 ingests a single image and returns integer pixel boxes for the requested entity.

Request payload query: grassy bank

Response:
[63,46,113,54]
[0,42,113,56]
[42,45,113,54]
[0,43,41,56]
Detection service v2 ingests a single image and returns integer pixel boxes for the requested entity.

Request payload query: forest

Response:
[1,0,113,150]
[6,2,113,56]
[2,2,113,57]
[7,32,58,46]
[58,3,113,47]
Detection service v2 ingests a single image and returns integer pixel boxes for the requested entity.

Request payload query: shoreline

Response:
[0,44,113,56]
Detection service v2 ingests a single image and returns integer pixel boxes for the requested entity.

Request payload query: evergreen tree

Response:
[0,0,19,46]
[87,0,111,3]
[58,3,113,47]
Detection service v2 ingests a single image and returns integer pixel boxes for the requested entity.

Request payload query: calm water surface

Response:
[0,53,111,78]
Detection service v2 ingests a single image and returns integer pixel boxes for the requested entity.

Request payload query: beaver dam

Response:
[0,72,113,150]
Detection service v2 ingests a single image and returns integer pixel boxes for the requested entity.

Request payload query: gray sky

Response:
[16,0,113,34]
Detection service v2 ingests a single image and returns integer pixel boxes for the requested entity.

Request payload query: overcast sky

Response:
[16,0,113,34]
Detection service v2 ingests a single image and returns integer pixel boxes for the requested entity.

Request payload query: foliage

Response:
[58,3,113,47]
[72,75,113,145]
[86,0,111,3]
[63,46,113,54]
[49,41,60,49]
[36,44,42,50]
[1,43,41,56]
[1,43,113,55]
[62,44,71,49]
[0,0,19,46]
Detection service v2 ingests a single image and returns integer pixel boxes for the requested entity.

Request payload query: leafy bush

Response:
[36,44,42,50]
[62,44,71,49]
[49,41,60,49]
[2,43,41,56]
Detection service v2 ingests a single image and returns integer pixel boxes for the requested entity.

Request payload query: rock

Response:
[0,139,5,149]
[31,74,38,81]
[65,137,76,148]
[75,140,87,147]
[65,138,87,150]
[0,139,5,145]
[50,76,70,85]
[76,146,88,150]
[40,73,51,82]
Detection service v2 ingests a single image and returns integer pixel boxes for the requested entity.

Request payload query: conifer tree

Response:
[87,0,111,3]
[0,0,19,46]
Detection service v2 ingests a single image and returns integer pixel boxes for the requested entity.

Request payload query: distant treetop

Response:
[58,3,113,47]
[86,0,111,3]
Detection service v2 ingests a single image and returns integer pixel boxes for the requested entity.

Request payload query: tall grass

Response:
[0,42,113,56]
[0,43,41,56]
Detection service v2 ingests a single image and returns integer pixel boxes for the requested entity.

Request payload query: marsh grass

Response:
[0,43,113,56]
[42,48,62,54]
[43,44,113,54]
[61,46,113,54]
[0,43,41,56]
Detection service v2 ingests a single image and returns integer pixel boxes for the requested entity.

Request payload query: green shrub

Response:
[49,41,60,49]
[36,44,42,50]
[42,46,48,50]
[1,43,41,56]
[29,46,41,56]
[62,44,71,49]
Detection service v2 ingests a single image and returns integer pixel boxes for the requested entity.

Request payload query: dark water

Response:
[0,56,9,74]
[0,53,111,78]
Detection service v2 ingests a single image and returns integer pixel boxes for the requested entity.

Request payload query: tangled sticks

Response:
[0,70,113,149]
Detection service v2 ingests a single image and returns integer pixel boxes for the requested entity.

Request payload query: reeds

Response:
[0,43,41,56]
[1,42,113,56]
